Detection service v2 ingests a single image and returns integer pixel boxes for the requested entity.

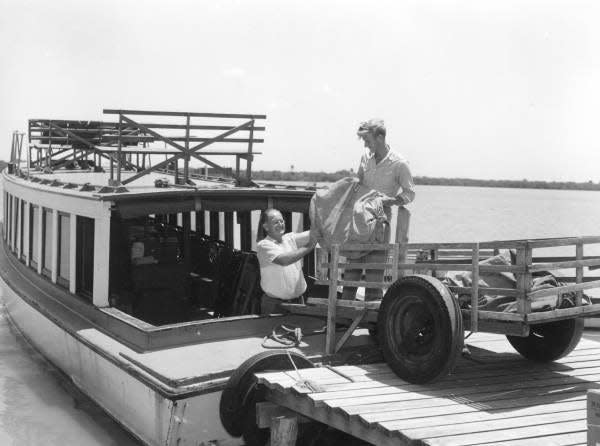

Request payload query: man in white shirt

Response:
[257,209,316,314]
[343,118,415,300]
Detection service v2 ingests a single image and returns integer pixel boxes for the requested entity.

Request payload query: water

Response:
[1,184,600,445]
[410,185,600,244]
[0,302,140,445]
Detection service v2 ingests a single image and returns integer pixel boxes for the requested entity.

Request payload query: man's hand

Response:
[381,195,400,207]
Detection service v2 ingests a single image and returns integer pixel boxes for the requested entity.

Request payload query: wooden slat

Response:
[448,286,519,297]
[315,279,389,289]
[325,245,340,355]
[527,279,600,299]
[529,257,600,272]
[526,235,600,247]
[103,109,267,119]
[525,303,600,322]
[408,411,585,445]
[279,303,379,323]
[422,419,585,446]
[576,241,584,306]
[462,310,525,322]
[471,242,480,331]
[258,333,600,446]
[306,297,381,310]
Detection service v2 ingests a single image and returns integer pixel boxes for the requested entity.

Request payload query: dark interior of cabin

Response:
[110,213,269,325]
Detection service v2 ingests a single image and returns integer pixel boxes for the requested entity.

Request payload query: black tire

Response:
[507,318,584,362]
[377,275,463,384]
[219,350,314,440]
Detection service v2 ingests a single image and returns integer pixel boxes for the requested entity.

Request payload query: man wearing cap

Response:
[342,119,415,300]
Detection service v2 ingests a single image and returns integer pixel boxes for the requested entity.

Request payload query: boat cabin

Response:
[2,109,324,352]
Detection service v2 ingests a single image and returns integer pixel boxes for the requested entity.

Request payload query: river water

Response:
[1,184,600,445]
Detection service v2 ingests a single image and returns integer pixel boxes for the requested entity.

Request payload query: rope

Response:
[261,323,327,349]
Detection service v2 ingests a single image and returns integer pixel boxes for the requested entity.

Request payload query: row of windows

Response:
[4,192,70,287]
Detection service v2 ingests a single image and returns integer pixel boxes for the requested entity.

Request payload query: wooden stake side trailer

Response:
[283,236,600,383]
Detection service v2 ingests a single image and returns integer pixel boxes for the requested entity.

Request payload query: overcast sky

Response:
[1,0,599,182]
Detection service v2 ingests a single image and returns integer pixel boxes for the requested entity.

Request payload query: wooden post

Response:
[23,202,30,266]
[93,211,111,307]
[51,209,59,284]
[516,243,532,316]
[36,206,43,274]
[390,243,399,283]
[246,120,255,183]
[184,114,190,184]
[116,114,122,184]
[471,242,480,332]
[270,416,298,446]
[69,213,77,294]
[576,239,584,306]
[325,244,340,355]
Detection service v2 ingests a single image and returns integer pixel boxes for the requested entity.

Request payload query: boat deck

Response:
[257,332,600,445]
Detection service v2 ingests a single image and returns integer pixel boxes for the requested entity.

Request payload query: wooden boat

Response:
[0,110,376,446]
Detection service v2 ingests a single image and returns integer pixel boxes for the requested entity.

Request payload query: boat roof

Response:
[9,109,318,213]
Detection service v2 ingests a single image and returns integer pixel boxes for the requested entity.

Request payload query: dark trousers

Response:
[260,294,304,315]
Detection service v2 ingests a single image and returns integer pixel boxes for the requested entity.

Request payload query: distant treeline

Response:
[253,170,600,191]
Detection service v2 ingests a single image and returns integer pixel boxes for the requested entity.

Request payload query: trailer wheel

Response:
[219,350,314,440]
[377,275,463,384]
[506,318,584,362]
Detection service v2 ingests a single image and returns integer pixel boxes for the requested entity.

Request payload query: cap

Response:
[357,118,386,137]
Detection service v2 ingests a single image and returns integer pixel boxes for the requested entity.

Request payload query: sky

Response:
[1,0,599,182]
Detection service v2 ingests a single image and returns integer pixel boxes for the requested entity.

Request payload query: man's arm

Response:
[294,230,311,247]
[380,162,415,207]
[272,242,315,266]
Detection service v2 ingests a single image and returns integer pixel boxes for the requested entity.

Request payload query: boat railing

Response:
[25,108,266,187]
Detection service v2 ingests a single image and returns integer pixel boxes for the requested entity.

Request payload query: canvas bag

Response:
[309,177,388,258]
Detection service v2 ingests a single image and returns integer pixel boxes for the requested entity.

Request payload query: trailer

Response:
[282,237,600,383]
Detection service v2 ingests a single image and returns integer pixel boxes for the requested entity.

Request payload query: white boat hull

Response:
[0,275,242,446]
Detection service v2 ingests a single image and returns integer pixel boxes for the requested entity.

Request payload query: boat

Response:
[0,109,376,446]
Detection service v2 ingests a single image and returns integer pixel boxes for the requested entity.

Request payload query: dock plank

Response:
[258,335,600,445]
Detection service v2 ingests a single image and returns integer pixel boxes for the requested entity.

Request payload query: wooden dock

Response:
[256,332,600,445]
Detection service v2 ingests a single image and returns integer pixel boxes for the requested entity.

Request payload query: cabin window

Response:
[14,198,21,254]
[57,213,70,287]
[19,200,25,260]
[76,216,94,300]
[30,205,40,269]
[7,195,13,249]
[3,192,7,240]
[42,209,53,277]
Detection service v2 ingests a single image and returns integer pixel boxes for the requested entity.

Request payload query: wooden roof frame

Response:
[26,108,267,187]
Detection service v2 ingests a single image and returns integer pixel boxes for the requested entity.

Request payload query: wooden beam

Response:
[104,109,266,119]
[51,209,58,284]
[256,402,310,429]
[92,209,111,307]
[69,213,77,293]
[335,310,366,353]
[576,240,584,306]
[471,242,479,332]
[270,416,297,446]
[325,244,340,355]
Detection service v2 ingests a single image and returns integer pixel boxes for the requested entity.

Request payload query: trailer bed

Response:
[257,332,600,445]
